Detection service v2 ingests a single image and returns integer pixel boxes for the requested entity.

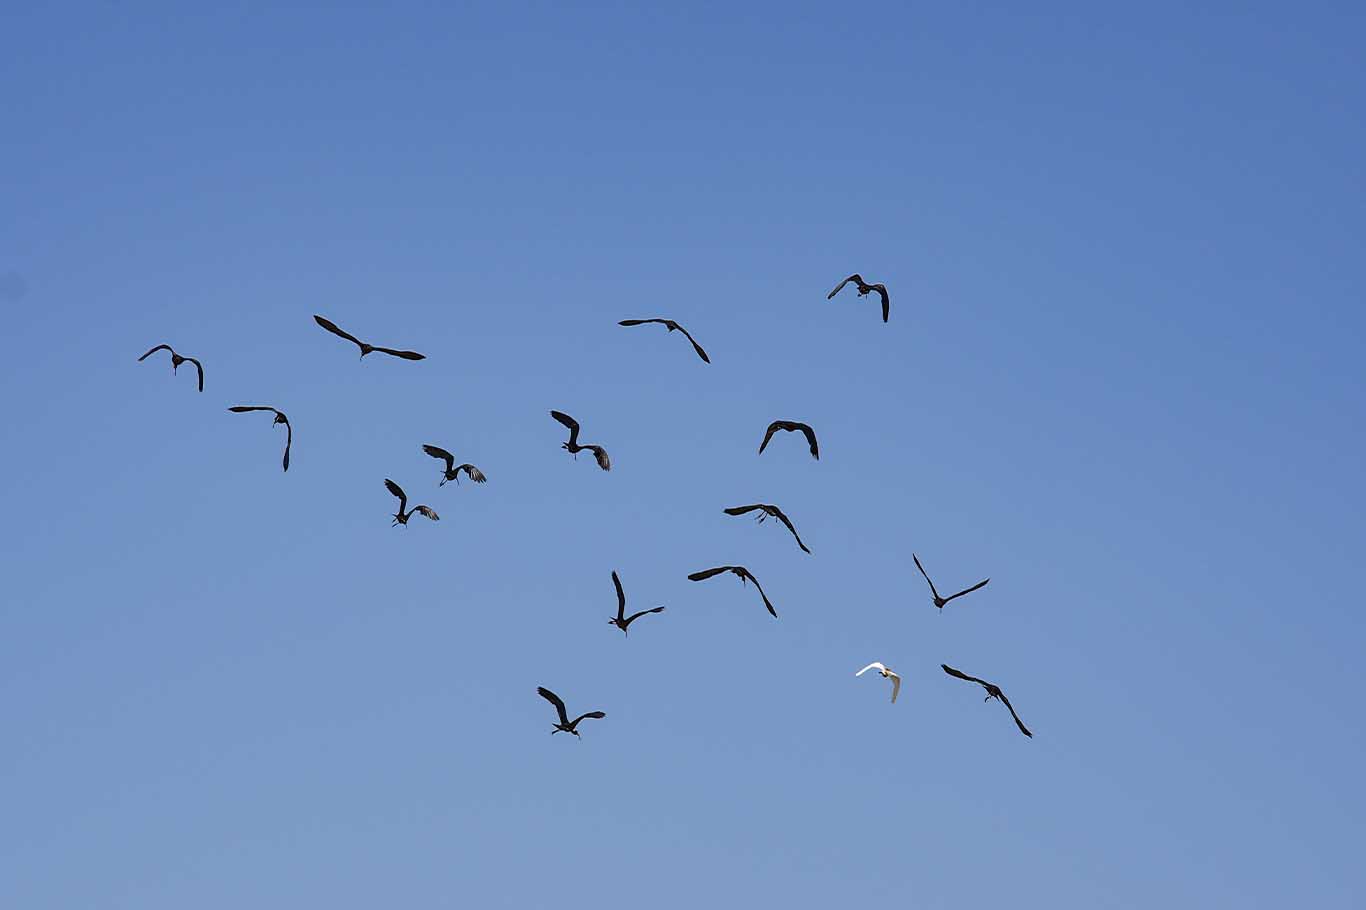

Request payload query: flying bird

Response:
[941,664,1032,738]
[827,273,890,323]
[227,406,291,471]
[759,420,819,460]
[421,444,487,487]
[856,662,902,704]
[687,565,777,618]
[549,410,611,470]
[723,503,810,554]
[138,344,203,392]
[617,318,710,363]
[607,570,665,636]
[312,314,425,360]
[913,553,990,610]
[384,478,439,526]
[537,686,606,738]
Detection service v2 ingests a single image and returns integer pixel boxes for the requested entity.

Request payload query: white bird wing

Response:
[889,672,901,703]
[855,662,886,677]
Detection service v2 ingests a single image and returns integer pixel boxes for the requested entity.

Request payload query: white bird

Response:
[856,662,901,703]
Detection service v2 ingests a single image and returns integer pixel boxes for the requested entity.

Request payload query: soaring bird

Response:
[759,420,819,460]
[227,406,291,471]
[687,565,777,618]
[421,444,487,487]
[723,503,811,554]
[384,478,439,526]
[617,318,711,363]
[549,410,611,471]
[913,553,990,611]
[138,344,203,392]
[607,570,665,636]
[827,273,890,323]
[941,664,1032,738]
[537,686,606,738]
[856,662,902,704]
[312,314,425,360]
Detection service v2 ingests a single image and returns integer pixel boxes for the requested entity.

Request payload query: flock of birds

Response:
[138,275,1034,741]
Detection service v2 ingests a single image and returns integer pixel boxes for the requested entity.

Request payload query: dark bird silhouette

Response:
[687,565,777,618]
[607,570,665,636]
[537,686,606,738]
[384,479,439,526]
[913,553,990,610]
[312,314,425,360]
[759,420,819,460]
[549,410,611,471]
[941,664,1032,738]
[227,406,291,471]
[138,344,203,392]
[723,503,811,554]
[827,273,890,323]
[617,318,711,363]
[421,444,487,487]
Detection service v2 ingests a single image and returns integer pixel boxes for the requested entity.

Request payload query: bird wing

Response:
[412,505,439,521]
[549,410,581,447]
[855,662,886,677]
[588,445,611,471]
[873,285,890,322]
[675,324,711,363]
[997,691,1033,738]
[738,569,777,618]
[624,607,665,624]
[457,464,487,483]
[184,356,204,392]
[827,274,862,299]
[138,344,173,361]
[612,570,626,621]
[371,346,426,361]
[797,423,819,459]
[228,406,277,414]
[724,504,763,516]
[281,421,291,472]
[385,479,408,513]
[688,566,733,581]
[913,553,943,600]
[943,577,991,604]
[617,318,666,327]
[313,314,364,348]
[537,687,570,725]
[758,421,781,454]
[941,664,991,688]
[422,444,456,472]
[889,672,901,703]
[572,711,606,725]
[770,507,811,554]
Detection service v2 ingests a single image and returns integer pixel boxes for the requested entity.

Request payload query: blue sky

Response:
[2,2,1364,907]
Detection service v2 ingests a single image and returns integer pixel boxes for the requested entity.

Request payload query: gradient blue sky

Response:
[3,3,1364,907]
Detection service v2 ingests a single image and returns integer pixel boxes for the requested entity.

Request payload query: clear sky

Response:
[3,2,1364,907]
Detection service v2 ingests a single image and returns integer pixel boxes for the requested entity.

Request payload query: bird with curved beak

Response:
[607,570,665,636]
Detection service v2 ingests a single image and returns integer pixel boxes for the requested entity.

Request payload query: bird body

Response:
[723,503,810,554]
[608,570,665,636]
[227,406,291,471]
[313,314,425,360]
[422,444,487,486]
[687,565,777,617]
[385,478,439,526]
[856,662,902,703]
[618,317,711,363]
[942,664,1032,737]
[913,553,990,610]
[550,410,611,470]
[827,273,890,323]
[759,420,819,460]
[537,686,606,738]
[138,344,203,392]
